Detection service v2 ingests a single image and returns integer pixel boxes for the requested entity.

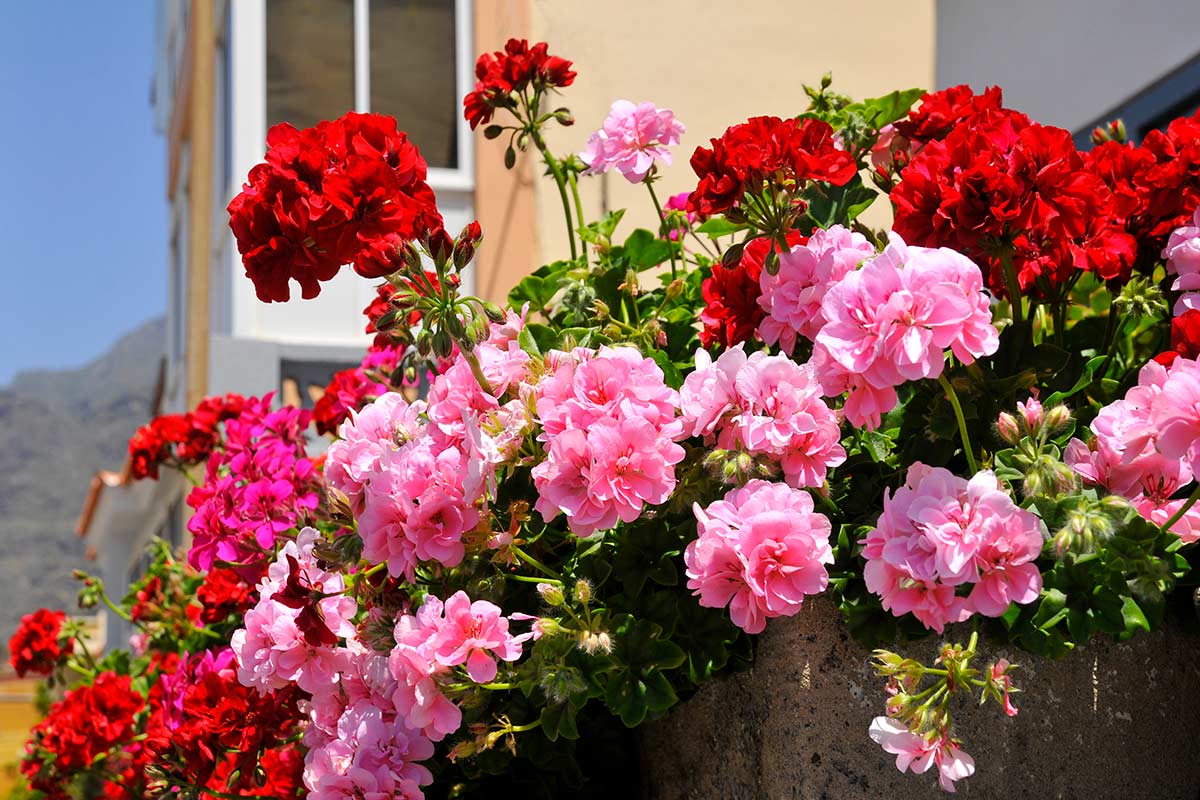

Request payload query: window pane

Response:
[370,0,458,169]
[267,0,354,130]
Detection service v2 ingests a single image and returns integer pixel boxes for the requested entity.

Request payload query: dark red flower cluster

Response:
[1086,109,1200,261]
[687,116,857,218]
[1154,309,1200,365]
[145,648,302,791]
[699,231,805,348]
[872,85,1005,183]
[893,85,1005,145]
[8,608,70,677]
[228,112,443,302]
[21,672,144,799]
[128,393,245,480]
[463,39,576,129]
[891,106,1136,295]
[196,567,258,626]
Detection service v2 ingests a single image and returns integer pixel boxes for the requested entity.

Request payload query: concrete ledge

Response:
[641,597,1200,799]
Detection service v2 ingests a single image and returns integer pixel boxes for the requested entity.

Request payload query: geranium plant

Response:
[12,40,1200,799]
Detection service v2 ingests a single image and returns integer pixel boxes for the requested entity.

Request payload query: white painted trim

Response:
[229,0,267,341]
[353,0,370,112]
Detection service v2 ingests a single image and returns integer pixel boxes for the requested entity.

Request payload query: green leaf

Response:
[622,229,672,270]
[649,349,685,390]
[579,209,626,245]
[540,702,580,742]
[696,217,746,239]
[852,88,925,128]
[1120,596,1150,634]
[604,672,649,727]
[1044,354,1107,406]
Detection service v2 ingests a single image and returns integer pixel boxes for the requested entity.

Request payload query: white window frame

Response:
[226,0,476,341]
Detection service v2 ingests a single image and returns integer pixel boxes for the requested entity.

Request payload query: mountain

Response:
[0,317,164,659]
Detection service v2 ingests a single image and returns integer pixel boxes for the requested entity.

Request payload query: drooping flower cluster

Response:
[580,100,685,183]
[685,480,833,633]
[757,224,877,352]
[891,99,1136,294]
[228,112,443,302]
[1067,357,1200,540]
[868,717,976,793]
[463,39,576,130]
[185,394,320,573]
[128,393,245,479]
[21,672,144,799]
[531,346,685,536]
[232,529,357,694]
[680,345,845,488]
[8,608,71,677]
[862,463,1044,632]
[687,116,857,217]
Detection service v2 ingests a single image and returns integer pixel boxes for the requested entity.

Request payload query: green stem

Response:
[568,170,588,268]
[511,546,563,582]
[645,180,678,280]
[1161,483,1200,534]
[1000,250,1025,327]
[99,590,133,624]
[529,127,579,262]
[461,348,495,397]
[509,719,543,734]
[938,374,979,474]
[505,573,562,586]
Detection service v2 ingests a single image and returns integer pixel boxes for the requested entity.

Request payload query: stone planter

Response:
[641,598,1200,799]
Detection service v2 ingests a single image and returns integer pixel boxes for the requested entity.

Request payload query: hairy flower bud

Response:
[1044,404,1071,434]
[996,412,1020,445]
[573,579,593,605]
[578,630,612,655]
[537,583,564,607]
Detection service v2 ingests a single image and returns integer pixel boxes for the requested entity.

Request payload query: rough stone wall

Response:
[641,598,1200,799]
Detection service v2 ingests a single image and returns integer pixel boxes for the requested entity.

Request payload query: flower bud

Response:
[453,220,483,269]
[996,412,1020,445]
[426,227,454,265]
[578,630,612,655]
[1017,396,1044,436]
[1044,404,1071,434]
[573,579,593,605]
[536,583,564,607]
[592,299,610,321]
[664,278,685,302]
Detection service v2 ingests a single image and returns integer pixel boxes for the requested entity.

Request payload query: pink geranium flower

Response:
[868,717,975,793]
[428,592,524,683]
[580,100,685,183]
[861,464,1042,631]
[679,345,845,488]
[232,528,357,694]
[685,480,833,634]
[1151,356,1200,476]
[1164,206,1200,316]
[758,225,876,352]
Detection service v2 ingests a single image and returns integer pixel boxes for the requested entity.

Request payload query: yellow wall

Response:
[481,0,936,279]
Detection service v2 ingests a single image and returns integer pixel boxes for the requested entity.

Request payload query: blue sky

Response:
[0,1,165,386]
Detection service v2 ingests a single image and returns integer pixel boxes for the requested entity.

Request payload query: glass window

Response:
[369,0,458,169]
[266,0,355,129]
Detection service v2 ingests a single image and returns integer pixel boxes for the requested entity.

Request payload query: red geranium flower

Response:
[463,39,576,129]
[228,112,443,303]
[1154,309,1200,365]
[688,116,857,218]
[894,84,1005,145]
[9,609,71,677]
[699,232,804,349]
[21,672,144,798]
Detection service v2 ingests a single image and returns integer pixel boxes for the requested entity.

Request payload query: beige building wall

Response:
[502,0,934,281]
